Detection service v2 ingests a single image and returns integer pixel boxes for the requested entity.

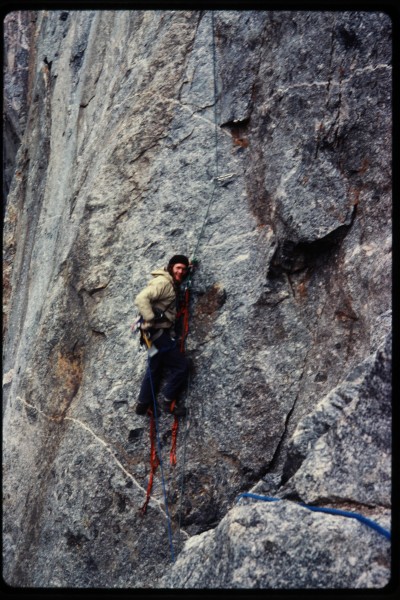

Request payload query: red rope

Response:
[140,407,159,515]
[170,416,179,467]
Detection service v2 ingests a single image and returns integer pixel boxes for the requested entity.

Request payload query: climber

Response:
[134,255,190,417]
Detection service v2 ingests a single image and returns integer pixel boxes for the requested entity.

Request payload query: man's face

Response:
[171,263,188,283]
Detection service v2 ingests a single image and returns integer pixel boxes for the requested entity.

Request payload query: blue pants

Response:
[137,330,189,406]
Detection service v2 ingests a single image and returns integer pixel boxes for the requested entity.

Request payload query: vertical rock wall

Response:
[3,11,36,200]
[3,9,392,589]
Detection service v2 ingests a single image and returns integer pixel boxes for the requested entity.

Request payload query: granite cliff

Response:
[3,9,392,590]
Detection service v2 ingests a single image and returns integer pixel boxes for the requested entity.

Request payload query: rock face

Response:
[160,333,392,588]
[161,500,391,589]
[3,11,36,200]
[3,9,392,589]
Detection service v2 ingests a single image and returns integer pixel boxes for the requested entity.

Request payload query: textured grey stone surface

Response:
[280,332,392,506]
[3,11,36,199]
[159,501,391,589]
[3,9,392,589]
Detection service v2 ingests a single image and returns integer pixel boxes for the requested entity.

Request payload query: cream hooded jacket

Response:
[134,268,177,329]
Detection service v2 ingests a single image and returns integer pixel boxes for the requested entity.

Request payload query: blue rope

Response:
[238,493,281,503]
[299,503,391,541]
[236,493,391,541]
[147,354,176,563]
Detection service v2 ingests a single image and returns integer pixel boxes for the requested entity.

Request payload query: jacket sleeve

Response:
[134,278,169,322]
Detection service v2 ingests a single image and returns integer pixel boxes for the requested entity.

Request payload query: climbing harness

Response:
[132,316,158,357]
[236,493,391,541]
[141,330,159,358]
